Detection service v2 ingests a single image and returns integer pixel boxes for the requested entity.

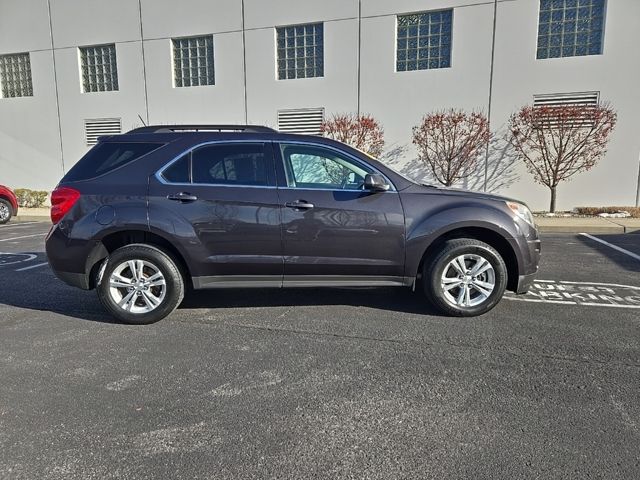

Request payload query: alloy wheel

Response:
[108,259,167,314]
[440,253,495,308]
[0,203,10,223]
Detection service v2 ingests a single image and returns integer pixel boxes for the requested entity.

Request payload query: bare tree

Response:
[412,110,491,187]
[509,103,617,212]
[321,113,385,157]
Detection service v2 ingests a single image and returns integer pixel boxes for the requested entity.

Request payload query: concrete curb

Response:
[13,216,51,223]
[537,225,625,234]
[535,217,640,234]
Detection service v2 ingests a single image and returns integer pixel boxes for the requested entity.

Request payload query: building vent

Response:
[532,92,600,128]
[84,118,122,146]
[277,108,324,134]
[533,91,599,108]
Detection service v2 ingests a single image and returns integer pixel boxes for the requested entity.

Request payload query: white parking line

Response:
[559,280,640,290]
[15,262,48,272]
[504,279,640,309]
[0,223,45,231]
[579,233,640,262]
[0,221,41,228]
[0,233,46,242]
[0,252,38,265]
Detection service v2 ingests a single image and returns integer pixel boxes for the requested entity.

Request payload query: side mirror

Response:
[364,173,390,192]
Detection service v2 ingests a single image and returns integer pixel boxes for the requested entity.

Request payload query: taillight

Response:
[50,187,80,224]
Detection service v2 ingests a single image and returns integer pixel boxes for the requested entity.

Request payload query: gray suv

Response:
[45,125,540,324]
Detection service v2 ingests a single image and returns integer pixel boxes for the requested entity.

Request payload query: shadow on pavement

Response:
[180,286,440,316]
[576,234,640,273]
[0,268,440,324]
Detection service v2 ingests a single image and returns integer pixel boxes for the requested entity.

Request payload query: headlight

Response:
[506,201,535,227]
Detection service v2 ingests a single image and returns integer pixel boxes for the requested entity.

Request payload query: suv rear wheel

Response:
[423,238,507,317]
[96,244,184,324]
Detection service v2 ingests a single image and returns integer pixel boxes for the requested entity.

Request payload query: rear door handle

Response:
[285,200,314,210]
[167,192,198,202]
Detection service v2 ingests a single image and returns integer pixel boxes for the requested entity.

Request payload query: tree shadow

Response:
[380,143,430,184]
[380,127,521,193]
[464,127,521,193]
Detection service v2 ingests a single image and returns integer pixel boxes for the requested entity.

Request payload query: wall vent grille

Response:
[85,118,122,146]
[533,91,599,108]
[532,92,600,128]
[277,108,324,134]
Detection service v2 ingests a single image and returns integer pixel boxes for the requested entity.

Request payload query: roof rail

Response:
[127,124,276,134]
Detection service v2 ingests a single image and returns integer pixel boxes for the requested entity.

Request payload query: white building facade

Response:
[1,0,638,211]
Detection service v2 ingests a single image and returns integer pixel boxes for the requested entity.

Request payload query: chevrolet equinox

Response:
[45,125,540,324]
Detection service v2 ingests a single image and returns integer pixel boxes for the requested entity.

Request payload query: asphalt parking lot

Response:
[0,221,638,479]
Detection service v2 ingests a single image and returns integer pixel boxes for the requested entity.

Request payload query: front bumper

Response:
[515,237,541,293]
[516,270,538,294]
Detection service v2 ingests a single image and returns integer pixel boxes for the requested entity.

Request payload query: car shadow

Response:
[576,233,640,273]
[0,268,441,324]
[179,286,441,316]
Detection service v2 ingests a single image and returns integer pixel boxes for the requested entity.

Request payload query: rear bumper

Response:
[46,222,106,291]
[51,268,91,290]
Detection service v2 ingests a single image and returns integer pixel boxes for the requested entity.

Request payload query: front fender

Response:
[404,204,524,278]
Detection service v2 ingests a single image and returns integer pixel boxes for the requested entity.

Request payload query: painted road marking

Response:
[0,233,46,242]
[0,221,42,229]
[580,233,640,262]
[0,252,38,266]
[504,279,640,309]
[15,262,49,272]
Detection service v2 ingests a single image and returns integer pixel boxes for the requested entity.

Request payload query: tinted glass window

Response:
[64,142,164,182]
[161,153,190,183]
[192,144,268,186]
[280,144,372,190]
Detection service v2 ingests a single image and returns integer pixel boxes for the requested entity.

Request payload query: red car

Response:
[0,185,18,224]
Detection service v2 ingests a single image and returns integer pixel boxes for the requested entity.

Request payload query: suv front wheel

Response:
[96,244,184,324]
[423,238,507,317]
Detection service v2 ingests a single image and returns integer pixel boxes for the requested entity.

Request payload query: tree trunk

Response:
[549,186,557,213]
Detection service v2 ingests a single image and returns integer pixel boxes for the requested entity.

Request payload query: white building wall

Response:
[244,0,359,127]
[0,0,638,211]
[140,0,246,124]
[491,0,640,209]
[359,0,495,181]
[0,0,63,190]
[48,0,147,169]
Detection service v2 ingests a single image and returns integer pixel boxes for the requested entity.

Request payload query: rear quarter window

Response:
[63,142,165,182]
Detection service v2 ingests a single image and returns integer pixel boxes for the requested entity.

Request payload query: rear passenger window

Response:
[161,153,190,183]
[192,144,268,186]
[63,142,164,182]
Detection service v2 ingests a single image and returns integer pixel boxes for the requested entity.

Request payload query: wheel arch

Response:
[86,229,192,289]
[414,226,520,292]
[0,195,17,215]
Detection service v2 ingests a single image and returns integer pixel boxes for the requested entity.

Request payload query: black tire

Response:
[96,244,184,324]
[423,238,507,317]
[0,199,12,224]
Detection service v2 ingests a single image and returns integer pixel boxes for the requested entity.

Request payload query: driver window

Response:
[280,144,372,190]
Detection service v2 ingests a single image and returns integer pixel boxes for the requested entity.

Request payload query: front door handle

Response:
[167,192,198,202]
[285,200,314,210]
